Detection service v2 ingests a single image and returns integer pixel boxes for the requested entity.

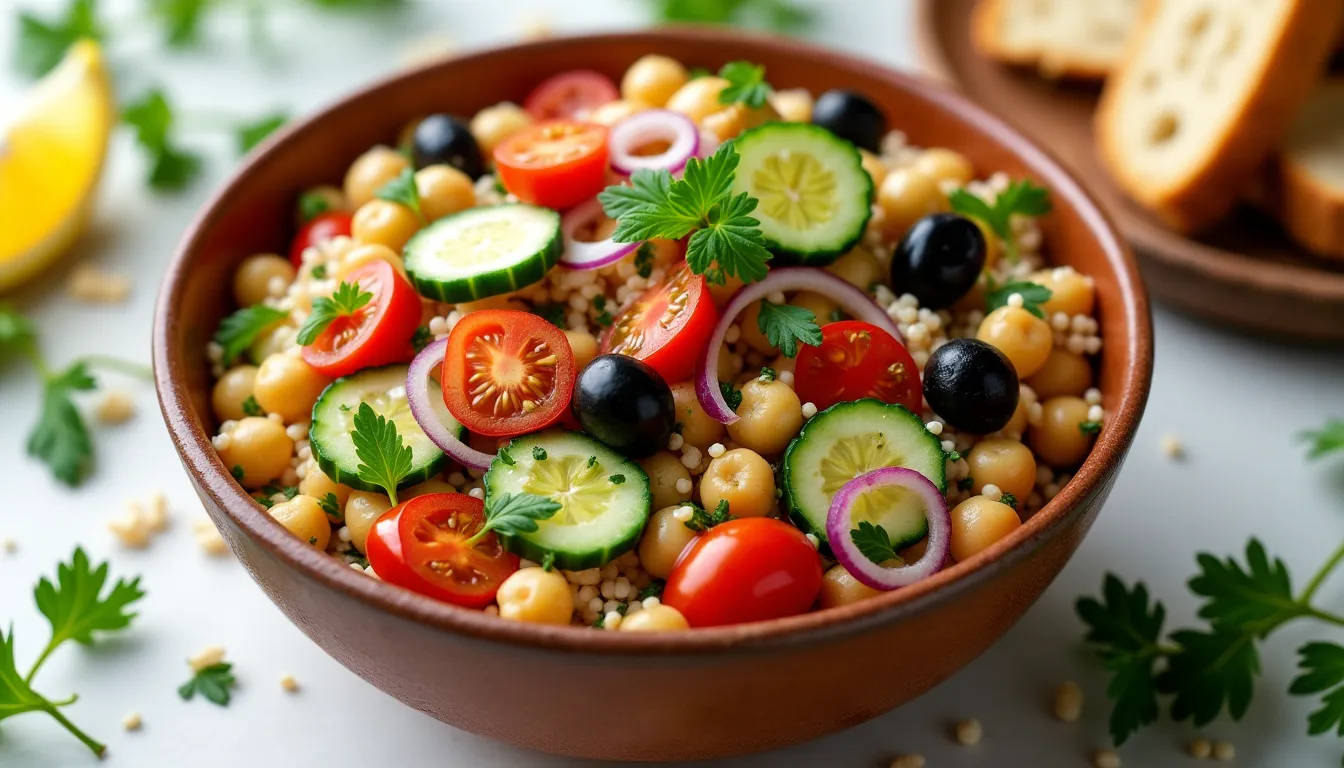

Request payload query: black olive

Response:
[890,213,987,310]
[572,355,675,458]
[923,338,1019,435]
[811,90,886,152]
[410,114,485,179]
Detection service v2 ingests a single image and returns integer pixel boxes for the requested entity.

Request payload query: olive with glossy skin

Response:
[923,338,1019,434]
[572,355,675,458]
[410,114,485,179]
[811,90,886,152]
[890,213,987,309]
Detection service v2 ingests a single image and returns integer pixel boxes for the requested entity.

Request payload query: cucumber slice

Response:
[403,203,562,303]
[483,430,651,570]
[310,365,460,493]
[731,123,873,266]
[781,399,946,549]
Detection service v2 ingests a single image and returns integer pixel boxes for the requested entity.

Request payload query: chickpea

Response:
[913,148,974,185]
[859,149,888,191]
[726,379,803,456]
[469,102,533,155]
[1026,348,1093,399]
[588,99,643,127]
[716,344,743,380]
[334,243,406,283]
[819,565,882,609]
[403,478,457,499]
[1031,267,1096,317]
[415,165,475,222]
[1002,393,1030,437]
[638,505,700,579]
[253,354,330,424]
[665,76,729,123]
[826,248,882,290]
[343,146,410,209]
[455,294,528,314]
[770,88,814,123]
[792,292,839,327]
[248,323,295,363]
[269,495,331,550]
[212,365,259,423]
[702,105,746,143]
[233,254,295,307]
[352,199,421,252]
[621,603,690,631]
[737,301,777,355]
[699,448,776,517]
[977,306,1053,379]
[949,496,1021,562]
[622,54,690,107]
[1029,396,1095,469]
[219,417,293,490]
[708,274,745,308]
[563,330,599,372]
[638,452,693,511]
[967,439,1036,502]
[496,567,573,625]
[670,381,725,449]
[344,491,392,553]
[298,459,352,514]
[878,168,947,241]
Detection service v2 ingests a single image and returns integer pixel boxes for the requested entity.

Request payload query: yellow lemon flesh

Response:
[0,41,114,292]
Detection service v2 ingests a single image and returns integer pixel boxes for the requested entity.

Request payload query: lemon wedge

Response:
[0,40,115,292]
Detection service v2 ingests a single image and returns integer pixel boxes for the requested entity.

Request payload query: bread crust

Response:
[1096,0,1344,234]
[971,0,1118,81]
[1276,81,1344,261]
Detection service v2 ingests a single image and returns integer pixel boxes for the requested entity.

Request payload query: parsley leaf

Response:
[687,190,771,286]
[1157,627,1260,726]
[1303,420,1344,460]
[758,366,776,382]
[985,280,1053,320]
[646,0,811,32]
[1291,642,1344,736]
[541,553,556,572]
[756,301,822,358]
[531,303,567,328]
[1076,575,1166,745]
[499,448,516,466]
[411,326,432,353]
[850,520,899,565]
[949,180,1051,261]
[297,281,372,346]
[717,61,772,108]
[375,167,423,219]
[1080,421,1103,435]
[719,380,743,412]
[317,492,341,520]
[532,445,548,461]
[236,112,287,153]
[350,402,414,505]
[299,191,333,222]
[14,0,104,79]
[639,580,665,601]
[121,89,204,191]
[468,492,562,543]
[999,491,1018,510]
[1189,540,1298,635]
[34,547,145,653]
[0,304,37,357]
[684,499,732,533]
[213,305,288,366]
[634,243,655,278]
[241,395,264,417]
[28,362,98,486]
[179,663,236,706]
[609,474,626,485]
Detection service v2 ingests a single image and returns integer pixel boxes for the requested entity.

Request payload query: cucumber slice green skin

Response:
[310,365,459,494]
[732,123,873,267]
[483,431,652,571]
[403,204,562,304]
[781,398,947,551]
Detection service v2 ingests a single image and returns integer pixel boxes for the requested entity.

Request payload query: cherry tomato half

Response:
[601,262,717,384]
[494,120,609,211]
[442,309,576,437]
[663,518,823,628]
[289,211,352,267]
[365,493,519,608]
[523,70,620,121]
[300,258,423,378]
[793,320,922,414]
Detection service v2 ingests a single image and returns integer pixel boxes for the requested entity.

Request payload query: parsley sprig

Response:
[375,167,423,219]
[465,492,562,546]
[179,662,237,706]
[683,499,733,533]
[985,277,1053,320]
[1303,420,1344,460]
[213,304,288,366]
[1,305,151,486]
[850,520,903,565]
[297,281,372,346]
[350,402,414,505]
[756,301,822,358]
[1,549,146,757]
[599,142,772,286]
[717,61,772,108]
[949,180,1052,262]
[645,0,812,32]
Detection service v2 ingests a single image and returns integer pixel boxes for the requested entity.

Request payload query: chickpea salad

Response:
[206,55,1105,632]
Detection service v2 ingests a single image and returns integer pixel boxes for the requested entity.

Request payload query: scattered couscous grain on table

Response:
[205,53,1105,630]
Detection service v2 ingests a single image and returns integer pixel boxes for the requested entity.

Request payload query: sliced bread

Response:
[971,0,1140,79]
[1096,0,1344,233]
[1276,80,1344,260]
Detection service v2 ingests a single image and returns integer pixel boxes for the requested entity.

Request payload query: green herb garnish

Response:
[1080,421,1102,435]
[179,663,237,707]
[350,402,413,505]
[719,381,743,412]
[531,303,567,328]
[850,520,902,565]
[318,492,341,520]
[541,553,556,572]
[241,395,264,417]
[639,580,665,601]
[1000,492,1018,510]
[756,301,822,358]
[499,448,516,466]
[411,325,433,353]
[717,61,772,108]
[645,0,811,32]
[684,499,732,533]
[297,281,372,346]
[634,242,655,278]
[299,192,332,222]
[758,366,776,382]
[593,295,614,327]
[375,167,422,219]
[213,304,288,366]
[1303,420,1344,460]
[985,278,1053,320]
[121,89,204,191]
[609,474,626,485]
[532,446,548,461]
[236,113,286,153]
[465,492,562,546]
[948,180,1052,262]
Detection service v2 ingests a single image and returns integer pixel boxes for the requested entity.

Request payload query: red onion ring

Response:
[560,197,642,270]
[608,109,700,176]
[826,467,950,590]
[406,338,493,472]
[694,267,904,424]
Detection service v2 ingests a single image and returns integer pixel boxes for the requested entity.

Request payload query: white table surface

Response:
[3,1,1344,766]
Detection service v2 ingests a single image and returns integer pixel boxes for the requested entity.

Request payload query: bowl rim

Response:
[154,27,1153,656]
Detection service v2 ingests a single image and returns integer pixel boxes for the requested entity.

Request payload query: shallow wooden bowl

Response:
[154,29,1152,761]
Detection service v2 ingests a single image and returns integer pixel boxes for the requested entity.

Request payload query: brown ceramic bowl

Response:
[154,29,1152,762]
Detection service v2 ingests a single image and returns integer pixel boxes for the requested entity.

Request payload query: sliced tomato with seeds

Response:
[365,493,518,608]
[301,258,423,378]
[793,320,922,413]
[442,309,576,438]
[289,211,352,267]
[523,70,619,121]
[494,120,609,211]
[601,262,718,384]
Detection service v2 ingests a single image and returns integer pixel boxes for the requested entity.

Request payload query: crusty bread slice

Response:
[972,0,1140,79]
[1096,0,1344,233]
[1276,80,1344,260]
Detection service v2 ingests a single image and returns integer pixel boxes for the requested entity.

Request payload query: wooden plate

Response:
[915,0,1344,340]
